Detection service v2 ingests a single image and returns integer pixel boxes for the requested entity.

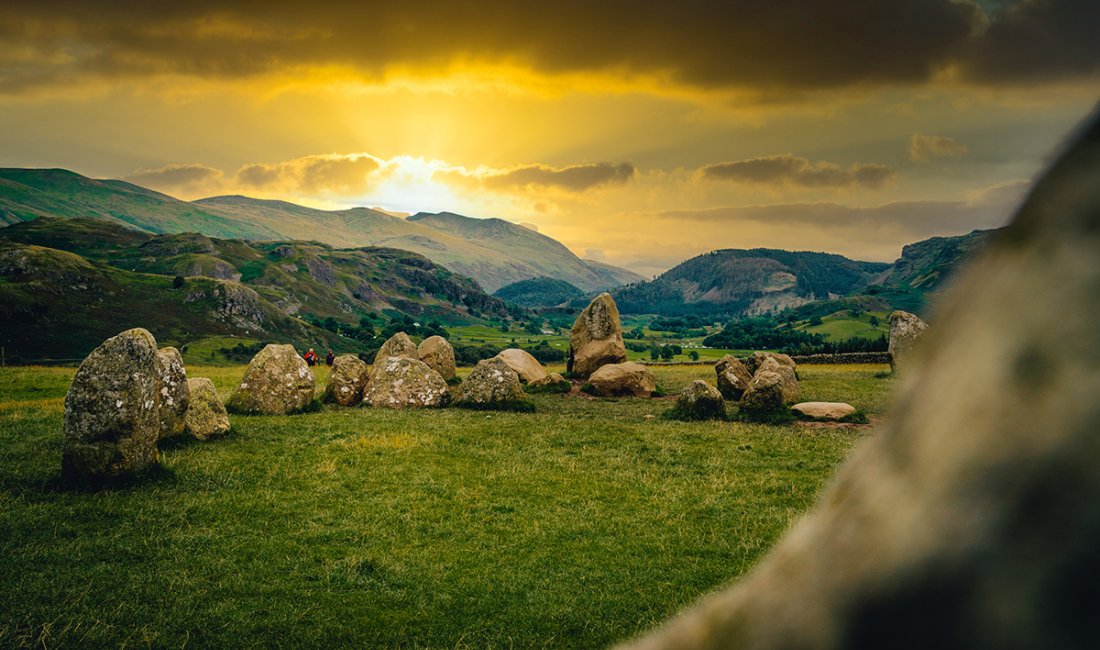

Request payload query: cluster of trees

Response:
[305,312,449,343]
[452,339,566,366]
[704,315,888,355]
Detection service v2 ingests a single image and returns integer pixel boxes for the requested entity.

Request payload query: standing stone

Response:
[715,355,753,401]
[744,351,798,377]
[587,362,657,397]
[738,370,786,416]
[184,377,230,440]
[62,328,161,483]
[362,357,448,408]
[227,344,315,414]
[373,332,418,367]
[671,380,726,421]
[888,310,928,374]
[154,347,189,438]
[568,292,627,377]
[494,348,549,384]
[418,335,456,381]
[323,354,370,406]
[456,357,527,407]
[758,356,800,403]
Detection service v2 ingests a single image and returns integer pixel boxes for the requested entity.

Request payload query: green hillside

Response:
[493,276,585,307]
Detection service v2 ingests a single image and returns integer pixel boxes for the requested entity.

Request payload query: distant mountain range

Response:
[0,216,508,359]
[0,168,644,292]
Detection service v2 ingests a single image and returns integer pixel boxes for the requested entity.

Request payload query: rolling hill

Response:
[0,168,641,293]
[492,276,585,308]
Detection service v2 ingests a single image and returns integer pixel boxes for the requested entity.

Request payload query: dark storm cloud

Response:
[700,155,896,189]
[0,0,1093,96]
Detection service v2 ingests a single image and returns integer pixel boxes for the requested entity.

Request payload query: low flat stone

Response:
[791,402,856,421]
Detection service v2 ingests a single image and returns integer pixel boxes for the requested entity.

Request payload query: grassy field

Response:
[795,311,890,341]
[0,362,893,648]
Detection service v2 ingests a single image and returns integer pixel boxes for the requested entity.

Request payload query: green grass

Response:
[794,311,889,341]
[0,362,893,647]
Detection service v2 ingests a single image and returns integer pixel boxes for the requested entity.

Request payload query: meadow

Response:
[0,362,893,648]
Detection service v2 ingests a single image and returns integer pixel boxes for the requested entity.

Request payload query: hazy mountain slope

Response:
[612,249,889,317]
[0,169,280,239]
[492,276,584,308]
[582,258,646,287]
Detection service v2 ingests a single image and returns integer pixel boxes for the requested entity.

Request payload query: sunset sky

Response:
[1,0,1097,276]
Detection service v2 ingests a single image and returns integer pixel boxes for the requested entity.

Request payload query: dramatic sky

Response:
[1,0,1097,276]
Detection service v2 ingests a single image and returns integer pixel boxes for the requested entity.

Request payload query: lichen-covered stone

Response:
[62,328,161,483]
[888,310,928,374]
[362,356,448,408]
[529,372,568,390]
[715,355,753,401]
[758,356,800,403]
[184,377,230,440]
[323,354,369,406]
[744,351,798,376]
[738,370,786,415]
[671,380,726,421]
[154,347,189,438]
[494,348,548,384]
[227,344,315,414]
[568,292,627,377]
[587,362,656,397]
[372,332,418,367]
[418,335,456,381]
[456,357,527,406]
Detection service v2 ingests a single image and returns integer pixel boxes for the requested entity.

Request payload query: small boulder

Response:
[154,346,190,438]
[373,332,418,367]
[362,357,448,408]
[670,380,726,421]
[738,370,787,417]
[587,362,657,397]
[418,335,456,381]
[227,344,315,414]
[744,351,798,376]
[889,310,928,374]
[184,378,230,440]
[758,357,801,403]
[495,348,549,384]
[791,402,857,421]
[456,357,528,407]
[323,354,370,406]
[62,328,161,483]
[568,292,627,377]
[715,354,753,401]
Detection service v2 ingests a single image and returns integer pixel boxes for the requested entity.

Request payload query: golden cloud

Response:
[699,155,896,189]
[908,133,969,163]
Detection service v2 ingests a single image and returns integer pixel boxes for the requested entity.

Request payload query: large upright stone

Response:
[737,370,786,416]
[373,332,418,367]
[715,355,753,401]
[362,357,448,408]
[617,105,1100,650]
[62,328,161,483]
[184,377,230,440]
[227,344,315,414]
[888,310,928,374]
[418,335,456,381]
[456,357,527,407]
[587,362,656,397]
[568,292,627,377]
[758,356,800,403]
[154,346,189,438]
[323,354,369,406]
[494,348,549,384]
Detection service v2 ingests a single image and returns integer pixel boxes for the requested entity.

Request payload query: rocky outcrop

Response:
[323,354,370,406]
[362,357,448,408]
[417,335,456,381]
[154,347,189,438]
[184,377,230,440]
[372,332,418,367]
[670,380,726,421]
[62,328,162,483]
[586,362,656,397]
[715,355,753,401]
[211,281,266,331]
[888,310,928,374]
[227,344,315,414]
[568,292,627,377]
[456,357,527,407]
[791,402,856,421]
[494,348,549,384]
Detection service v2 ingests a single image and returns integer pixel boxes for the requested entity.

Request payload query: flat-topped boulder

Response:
[373,332,418,367]
[184,377,230,440]
[715,355,753,401]
[362,356,448,408]
[323,354,370,406]
[888,310,928,374]
[154,346,190,438]
[568,292,627,377]
[670,380,726,421]
[418,335,456,381]
[587,362,656,397]
[494,348,549,384]
[227,344,315,414]
[456,357,527,407]
[791,402,856,421]
[62,328,162,483]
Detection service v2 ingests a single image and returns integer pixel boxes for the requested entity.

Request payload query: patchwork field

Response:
[0,363,893,648]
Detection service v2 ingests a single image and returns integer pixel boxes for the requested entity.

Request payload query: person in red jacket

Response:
[303,348,318,366]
